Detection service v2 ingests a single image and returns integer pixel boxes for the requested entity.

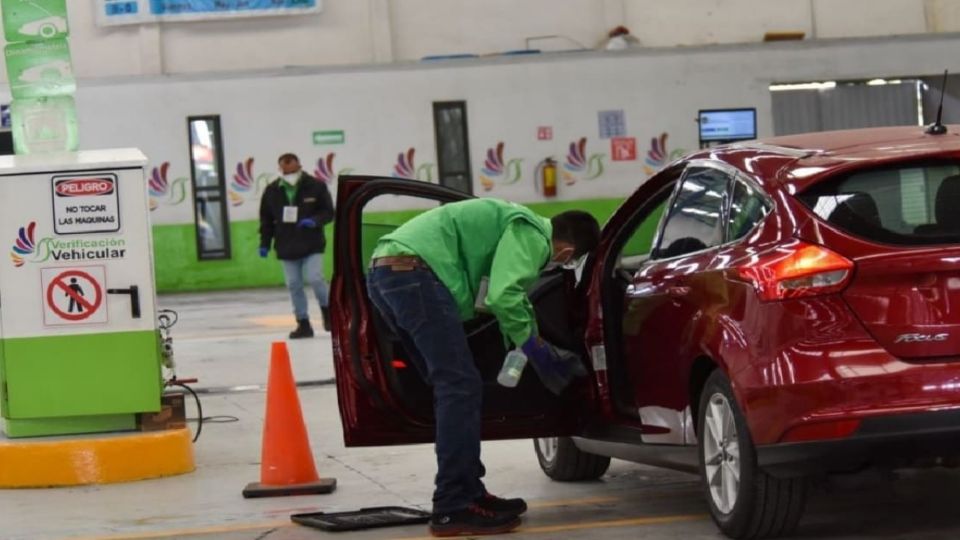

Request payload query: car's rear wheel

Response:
[698,370,807,539]
[534,437,610,481]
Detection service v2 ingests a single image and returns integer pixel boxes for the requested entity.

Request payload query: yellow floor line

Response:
[71,520,292,540]
[519,513,707,534]
[248,315,320,328]
[71,500,698,540]
[391,513,708,540]
[527,495,620,508]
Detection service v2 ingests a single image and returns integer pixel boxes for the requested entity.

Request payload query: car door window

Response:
[655,167,730,259]
[727,179,771,242]
[617,201,667,271]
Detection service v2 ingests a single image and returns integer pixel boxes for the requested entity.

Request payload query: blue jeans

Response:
[281,253,329,320]
[366,266,486,514]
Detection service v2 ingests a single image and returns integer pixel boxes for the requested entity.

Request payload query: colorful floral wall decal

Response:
[147,162,189,212]
[314,153,354,184]
[393,148,415,178]
[9,221,35,267]
[643,133,688,176]
[479,142,522,192]
[229,157,274,206]
[392,148,436,182]
[563,137,606,184]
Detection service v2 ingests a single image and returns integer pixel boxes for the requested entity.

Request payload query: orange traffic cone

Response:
[242,341,336,498]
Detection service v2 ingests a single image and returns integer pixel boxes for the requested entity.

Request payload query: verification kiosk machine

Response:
[0,149,163,437]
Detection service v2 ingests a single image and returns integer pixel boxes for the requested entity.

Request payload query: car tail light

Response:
[736,241,854,301]
[391,359,408,369]
[780,419,861,443]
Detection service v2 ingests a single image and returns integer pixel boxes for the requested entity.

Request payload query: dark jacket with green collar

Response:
[259,172,334,260]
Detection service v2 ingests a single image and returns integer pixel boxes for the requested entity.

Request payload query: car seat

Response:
[915,175,960,236]
[827,192,882,236]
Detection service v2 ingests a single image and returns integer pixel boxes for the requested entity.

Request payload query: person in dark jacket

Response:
[259,153,334,338]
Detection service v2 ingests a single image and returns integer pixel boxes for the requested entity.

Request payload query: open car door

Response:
[331,176,592,446]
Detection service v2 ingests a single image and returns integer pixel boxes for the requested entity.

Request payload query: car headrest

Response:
[828,192,881,234]
[935,175,960,232]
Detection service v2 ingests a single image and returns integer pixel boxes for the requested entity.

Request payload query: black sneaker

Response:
[289,319,314,339]
[429,504,521,537]
[477,492,527,515]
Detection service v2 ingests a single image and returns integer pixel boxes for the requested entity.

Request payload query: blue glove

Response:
[297,218,318,228]
[521,336,586,395]
[258,247,269,258]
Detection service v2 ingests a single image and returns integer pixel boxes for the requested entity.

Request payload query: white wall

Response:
[3,0,960,80]
[389,0,611,58]
[45,33,960,226]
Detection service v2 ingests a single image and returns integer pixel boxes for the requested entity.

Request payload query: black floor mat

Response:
[291,506,431,532]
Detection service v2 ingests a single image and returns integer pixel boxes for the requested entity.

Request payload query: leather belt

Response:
[370,255,430,271]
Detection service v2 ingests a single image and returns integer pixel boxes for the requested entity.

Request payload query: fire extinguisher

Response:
[535,157,558,198]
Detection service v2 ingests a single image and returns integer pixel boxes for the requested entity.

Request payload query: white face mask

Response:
[543,250,578,272]
[281,172,300,183]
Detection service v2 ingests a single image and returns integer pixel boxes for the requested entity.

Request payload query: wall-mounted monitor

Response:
[698,108,757,143]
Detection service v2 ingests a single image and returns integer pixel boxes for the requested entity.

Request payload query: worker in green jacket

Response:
[366,198,600,537]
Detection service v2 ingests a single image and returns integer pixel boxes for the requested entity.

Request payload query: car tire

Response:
[697,370,807,539]
[534,437,611,481]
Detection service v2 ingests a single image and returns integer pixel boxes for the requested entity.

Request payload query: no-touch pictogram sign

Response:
[41,266,108,325]
[611,137,637,161]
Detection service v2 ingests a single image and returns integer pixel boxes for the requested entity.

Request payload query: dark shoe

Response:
[429,504,521,537]
[320,306,331,332]
[476,492,527,515]
[289,319,314,339]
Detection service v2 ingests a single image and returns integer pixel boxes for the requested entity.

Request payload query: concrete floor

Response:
[5,289,960,539]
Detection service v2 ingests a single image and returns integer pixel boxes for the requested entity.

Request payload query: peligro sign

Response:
[55,178,115,197]
[51,173,121,235]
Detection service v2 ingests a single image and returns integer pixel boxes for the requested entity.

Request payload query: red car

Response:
[331,125,960,539]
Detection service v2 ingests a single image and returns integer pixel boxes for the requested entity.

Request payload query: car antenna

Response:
[926,70,949,135]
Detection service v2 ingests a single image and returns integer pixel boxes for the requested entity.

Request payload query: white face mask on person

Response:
[281,172,300,183]
[543,246,576,272]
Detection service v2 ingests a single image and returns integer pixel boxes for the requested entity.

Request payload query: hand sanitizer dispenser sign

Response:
[0,149,162,437]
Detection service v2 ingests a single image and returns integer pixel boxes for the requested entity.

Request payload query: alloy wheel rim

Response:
[537,437,559,464]
[703,393,741,514]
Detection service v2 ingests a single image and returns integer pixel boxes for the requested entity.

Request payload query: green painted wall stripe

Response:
[152,197,633,293]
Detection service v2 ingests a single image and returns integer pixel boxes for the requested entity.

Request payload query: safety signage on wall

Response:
[611,137,637,161]
[96,0,322,26]
[41,266,107,325]
[598,109,626,139]
[313,129,345,145]
[52,174,120,235]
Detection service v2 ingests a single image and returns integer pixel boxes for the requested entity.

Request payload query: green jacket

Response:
[372,198,552,346]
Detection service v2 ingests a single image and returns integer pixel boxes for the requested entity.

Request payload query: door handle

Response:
[107,285,141,319]
[666,285,691,298]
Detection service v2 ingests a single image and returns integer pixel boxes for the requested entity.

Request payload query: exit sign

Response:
[313,130,345,145]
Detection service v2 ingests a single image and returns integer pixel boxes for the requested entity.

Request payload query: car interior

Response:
[916,174,960,235]
[801,166,960,242]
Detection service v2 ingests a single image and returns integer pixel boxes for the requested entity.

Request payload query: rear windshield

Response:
[798,163,960,245]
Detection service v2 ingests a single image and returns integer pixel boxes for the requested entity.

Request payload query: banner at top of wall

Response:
[96,0,322,26]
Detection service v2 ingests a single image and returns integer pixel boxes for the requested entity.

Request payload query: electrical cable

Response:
[157,309,179,330]
[166,381,202,442]
[196,415,239,424]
